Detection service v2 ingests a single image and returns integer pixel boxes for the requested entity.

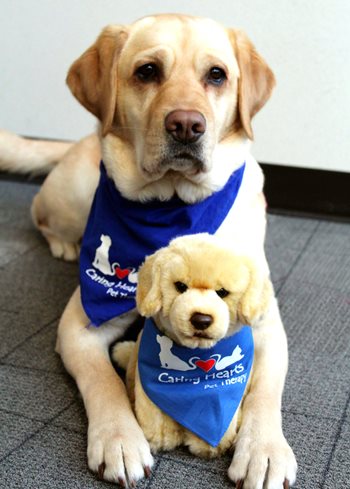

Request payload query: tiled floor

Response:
[0,179,349,488]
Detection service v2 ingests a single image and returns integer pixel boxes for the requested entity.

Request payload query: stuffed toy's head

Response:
[136,234,272,349]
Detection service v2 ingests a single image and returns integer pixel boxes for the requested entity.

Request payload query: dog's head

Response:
[66,15,275,187]
[100,234,111,246]
[136,234,273,348]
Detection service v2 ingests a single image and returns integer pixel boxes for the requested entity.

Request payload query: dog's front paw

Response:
[228,428,297,489]
[87,418,154,487]
[46,234,80,261]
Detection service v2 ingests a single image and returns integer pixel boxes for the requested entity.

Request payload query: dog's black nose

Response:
[165,110,206,144]
[190,312,213,330]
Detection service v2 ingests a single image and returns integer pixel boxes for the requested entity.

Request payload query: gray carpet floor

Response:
[0,179,349,489]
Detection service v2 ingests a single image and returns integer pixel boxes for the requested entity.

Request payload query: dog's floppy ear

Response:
[136,251,165,317]
[230,29,276,140]
[66,25,128,136]
[238,262,273,324]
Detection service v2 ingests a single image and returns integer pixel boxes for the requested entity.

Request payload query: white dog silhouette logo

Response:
[157,335,197,371]
[93,234,114,275]
[211,345,244,370]
[92,234,138,283]
[156,334,244,372]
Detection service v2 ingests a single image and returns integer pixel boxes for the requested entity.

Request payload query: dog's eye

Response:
[135,63,159,82]
[216,288,229,299]
[174,281,188,293]
[207,67,227,86]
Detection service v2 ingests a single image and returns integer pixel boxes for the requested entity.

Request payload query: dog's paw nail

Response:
[235,481,244,489]
[129,480,136,488]
[144,465,151,478]
[283,479,290,489]
[97,462,105,480]
[118,477,126,488]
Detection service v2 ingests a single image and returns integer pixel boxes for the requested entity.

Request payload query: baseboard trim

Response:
[1,163,349,220]
[0,171,44,185]
[261,163,350,220]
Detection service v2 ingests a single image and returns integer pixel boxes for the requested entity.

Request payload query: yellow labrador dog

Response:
[1,14,297,489]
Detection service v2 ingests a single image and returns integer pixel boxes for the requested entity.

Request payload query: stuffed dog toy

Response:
[113,234,273,458]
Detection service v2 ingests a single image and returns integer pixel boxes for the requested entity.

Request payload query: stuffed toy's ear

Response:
[136,252,164,317]
[229,29,276,140]
[66,25,128,136]
[238,263,273,324]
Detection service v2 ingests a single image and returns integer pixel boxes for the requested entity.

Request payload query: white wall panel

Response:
[0,0,349,172]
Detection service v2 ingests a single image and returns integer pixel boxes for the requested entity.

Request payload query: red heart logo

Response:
[195,359,216,372]
[115,267,131,279]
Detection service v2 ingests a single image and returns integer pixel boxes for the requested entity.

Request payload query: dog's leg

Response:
[134,363,185,453]
[31,185,88,262]
[56,288,153,485]
[34,221,80,262]
[30,133,100,261]
[112,341,136,370]
[228,298,297,489]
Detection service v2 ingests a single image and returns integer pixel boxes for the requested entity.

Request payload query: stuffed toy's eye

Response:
[216,288,229,299]
[174,281,188,293]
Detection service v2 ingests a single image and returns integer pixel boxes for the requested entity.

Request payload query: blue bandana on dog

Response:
[138,318,254,447]
[80,162,245,326]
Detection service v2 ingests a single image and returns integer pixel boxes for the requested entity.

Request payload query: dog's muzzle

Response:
[142,110,209,179]
[161,150,206,176]
[160,110,207,176]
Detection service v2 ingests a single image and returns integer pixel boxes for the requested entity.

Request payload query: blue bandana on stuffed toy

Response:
[138,318,254,447]
[80,162,245,326]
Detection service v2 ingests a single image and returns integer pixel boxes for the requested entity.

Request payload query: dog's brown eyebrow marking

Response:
[131,47,175,74]
[191,282,211,290]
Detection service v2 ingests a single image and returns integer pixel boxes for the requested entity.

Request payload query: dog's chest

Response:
[79,162,246,327]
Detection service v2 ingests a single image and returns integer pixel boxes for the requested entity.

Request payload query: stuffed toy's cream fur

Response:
[113,234,273,458]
